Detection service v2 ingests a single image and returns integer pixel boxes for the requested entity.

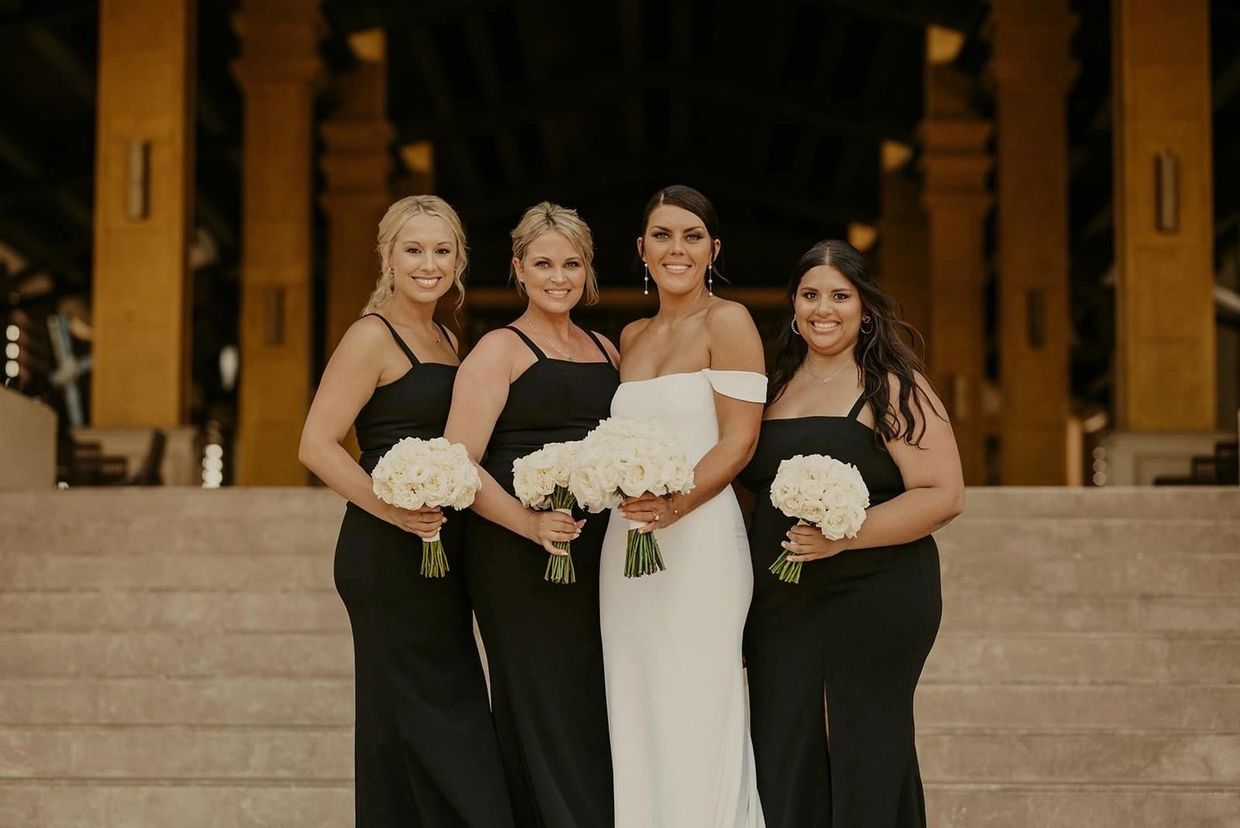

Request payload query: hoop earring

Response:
[860,317,874,334]
[790,317,801,336]
[643,261,650,296]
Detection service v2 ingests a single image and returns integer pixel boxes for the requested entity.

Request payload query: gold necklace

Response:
[803,361,851,384]
[389,315,441,345]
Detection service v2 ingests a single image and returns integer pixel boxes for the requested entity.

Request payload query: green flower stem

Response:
[768,547,803,584]
[544,490,578,585]
[421,533,449,578]
[624,522,666,578]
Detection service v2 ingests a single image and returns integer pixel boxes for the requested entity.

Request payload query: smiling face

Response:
[514,229,587,314]
[387,214,459,305]
[794,263,867,357]
[638,204,720,296]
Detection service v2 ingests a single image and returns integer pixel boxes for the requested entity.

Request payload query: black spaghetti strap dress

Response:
[463,326,618,828]
[333,314,513,828]
[739,395,942,828]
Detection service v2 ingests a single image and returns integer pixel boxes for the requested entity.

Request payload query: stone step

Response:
[0,488,343,523]
[0,591,348,633]
[0,553,332,591]
[4,630,1236,684]
[2,485,1234,523]
[0,781,352,828]
[2,588,1234,639]
[925,783,1240,828]
[938,549,1240,596]
[0,633,353,679]
[0,725,351,781]
[916,683,1240,730]
[919,729,1240,786]
[940,593,1240,634]
[5,676,1237,733]
[0,516,342,557]
[3,545,1235,597]
[955,487,1240,520]
[2,784,1236,828]
[4,726,1235,787]
[0,679,352,726]
[3,511,1236,559]
[923,633,1240,684]
[936,518,1240,558]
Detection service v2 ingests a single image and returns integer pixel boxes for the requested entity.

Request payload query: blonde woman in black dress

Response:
[739,240,965,827]
[445,202,618,828]
[299,196,512,827]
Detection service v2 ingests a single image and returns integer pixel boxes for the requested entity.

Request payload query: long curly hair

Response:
[363,195,469,314]
[768,239,940,446]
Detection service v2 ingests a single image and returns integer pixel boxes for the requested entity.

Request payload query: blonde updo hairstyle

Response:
[509,201,600,306]
[363,195,469,314]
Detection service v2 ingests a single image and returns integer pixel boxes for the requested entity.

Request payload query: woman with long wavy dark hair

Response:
[738,239,965,827]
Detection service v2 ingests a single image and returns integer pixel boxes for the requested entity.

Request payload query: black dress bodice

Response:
[482,326,619,493]
[354,314,457,474]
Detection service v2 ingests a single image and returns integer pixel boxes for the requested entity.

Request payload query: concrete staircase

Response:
[921,487,1240,827]
[0,487,1237,826]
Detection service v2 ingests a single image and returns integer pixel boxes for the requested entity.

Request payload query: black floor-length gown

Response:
[334,314,513,827]
[464,326,618,828]
[740,395,942,828]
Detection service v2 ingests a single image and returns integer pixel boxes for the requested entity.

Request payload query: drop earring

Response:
[643,261,650,296]
[708,263,714,296]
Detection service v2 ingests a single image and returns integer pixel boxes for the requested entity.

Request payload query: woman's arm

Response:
[298,319,443,538]
[443,332,582,556]
[623,301,765,531]
[783,372,965,562]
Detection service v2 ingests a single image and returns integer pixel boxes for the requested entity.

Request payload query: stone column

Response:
[921,39,993,485]
[991,0,1076,484]
[321,29,394,353]
[396,141,435,196]
[1111,0,1216,433]
[91,0,195,427]
[877,140,930,352]
[232,0,322,485]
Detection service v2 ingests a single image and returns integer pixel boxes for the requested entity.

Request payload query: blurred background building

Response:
[0,0,1236,489]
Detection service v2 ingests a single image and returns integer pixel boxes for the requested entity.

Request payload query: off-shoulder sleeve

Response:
[704,369,768,403]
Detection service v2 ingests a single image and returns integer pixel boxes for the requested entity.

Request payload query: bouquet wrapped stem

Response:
[623,520,666,578]
[544,489,578,585]
[768,521,806,584]
[421,531,450,578]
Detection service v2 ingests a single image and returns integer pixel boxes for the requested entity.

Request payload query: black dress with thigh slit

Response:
[463,326,618,828]
[740,395,942,828]
[333,314,513,828]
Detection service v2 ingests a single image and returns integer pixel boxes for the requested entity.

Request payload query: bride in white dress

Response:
[600,186,767,828]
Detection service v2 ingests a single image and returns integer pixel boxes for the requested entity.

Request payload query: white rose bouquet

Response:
[371,437,482,578]
[767,453,869,584]
[570,417,695,578]
[513,440,582,584]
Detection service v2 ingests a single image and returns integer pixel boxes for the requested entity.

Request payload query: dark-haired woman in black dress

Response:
[445,202,617,828]
[299,196,513,827]
[739,240,965,827]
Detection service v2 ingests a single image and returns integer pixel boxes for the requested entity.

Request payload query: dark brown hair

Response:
[768,239,941,446]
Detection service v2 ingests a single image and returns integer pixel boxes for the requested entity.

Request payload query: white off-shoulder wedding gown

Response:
[599,368,767,828]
